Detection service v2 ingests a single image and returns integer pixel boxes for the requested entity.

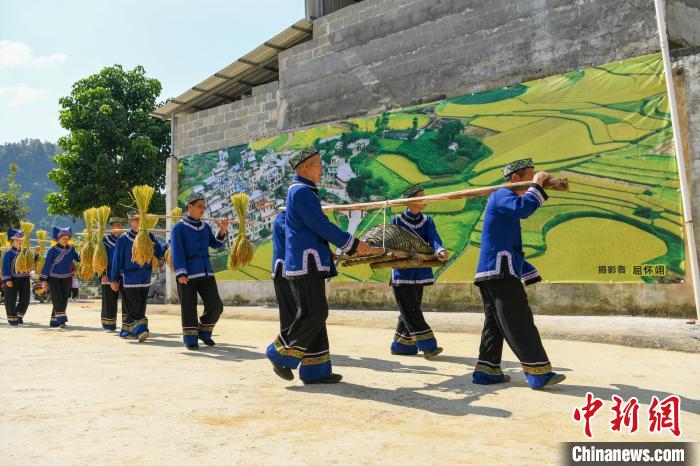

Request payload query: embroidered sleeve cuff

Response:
[525,186,547,206]
[176,273,188,280]
[39,275,47,281]
[339,234,357,254]
[345,237,359,256]
[523,275,542,286]
[435,247,446,254]
[521,269,542,286]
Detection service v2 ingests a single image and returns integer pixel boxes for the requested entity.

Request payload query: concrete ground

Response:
[1,300,698,465]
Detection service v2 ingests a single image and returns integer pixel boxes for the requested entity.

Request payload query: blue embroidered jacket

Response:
[475,185,547,285]
[110,229,165,287]
[2,247,30,282]
[40,244,80,280]
[101,233,119,281]
[284,175,358,279]
[271,211,286,279]
[169,216,226,280]
[390,211,446,286]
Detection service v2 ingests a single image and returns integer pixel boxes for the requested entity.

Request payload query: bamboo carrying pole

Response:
[654,0,700,321]
[319,178,568,213]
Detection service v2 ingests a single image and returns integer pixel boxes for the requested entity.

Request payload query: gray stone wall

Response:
[667,0,700,46]
[173,81,280,158]
[278,0,660,130]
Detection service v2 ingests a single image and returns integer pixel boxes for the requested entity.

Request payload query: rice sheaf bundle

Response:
[35,230,48,274]
[227,193,254,270]
[131,185,155,266]
[14,221,35,274]
[164,207,182,271]
[0,232,7,256]
[78,208,97,281]
[91,206,111,276]
[143,214,160,272]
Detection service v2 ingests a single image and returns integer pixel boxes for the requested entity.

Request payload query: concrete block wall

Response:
[278,0,661,130]
[173,81,280,158]
[667,0,700,46]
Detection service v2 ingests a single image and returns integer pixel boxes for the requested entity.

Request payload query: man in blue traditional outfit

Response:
[266,148,376,384]
[389,184,448,359]
[40,227,80,328]
[100,217,126,331]
[2,228,30,326]
[169,192,229,350]
[472,158,566,389]
[110,211,165,342]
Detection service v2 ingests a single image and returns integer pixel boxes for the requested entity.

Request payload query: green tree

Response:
[47,65,170,217]
[434,120,465,149]
[0,163,30,231]
[408,116,419,139]
[346,178,365,200]
[260,227,272,239]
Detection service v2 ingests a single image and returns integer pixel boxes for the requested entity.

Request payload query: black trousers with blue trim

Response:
[475,278,551,375]
[48,277,72,323]
[121,287,149,334]
[101,284,120,330]
[392,284,438,352]
[4,276,30,324]
[177,276,223,345]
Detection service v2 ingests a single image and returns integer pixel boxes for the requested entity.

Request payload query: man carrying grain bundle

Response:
[169,192,229,350]
[110,211,165,342]
[472,158,565,389]
[388,184,448,359]
[100,217,126,331]
[265,147,379,384]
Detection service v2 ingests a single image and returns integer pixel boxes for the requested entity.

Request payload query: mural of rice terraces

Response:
[178,52,683,284]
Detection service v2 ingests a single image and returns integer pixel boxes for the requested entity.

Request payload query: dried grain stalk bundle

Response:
[164,207,182,271]
[91,206,111,276]
[0,232,7,256]
[34,230,48,275]
[131,185,155,266]
[78,208,97,281]
[14,221,35,274]
[142,214,160,272]
[227,193,254,270]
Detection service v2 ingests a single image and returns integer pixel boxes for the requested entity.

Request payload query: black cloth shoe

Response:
[199,336,216,346]
[186,344,200,351]
[302,373,343,385]
[422,347,443,360]
[271,361,294,381]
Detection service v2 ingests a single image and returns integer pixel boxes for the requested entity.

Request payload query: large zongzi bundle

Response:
[227,193,254,270]
[339,223,443,269]
[131,185,155,266]
[360,223,434,255]
[91,206,111,276]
